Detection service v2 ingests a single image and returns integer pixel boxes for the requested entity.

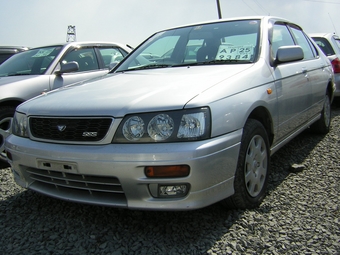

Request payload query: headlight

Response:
[12,112,29,138]
[122,116,145,141]
[113,107,211,143]
[147,114,174,141]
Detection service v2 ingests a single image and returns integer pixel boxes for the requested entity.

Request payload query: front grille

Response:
[25,167,127,206]
[30,117,112,142]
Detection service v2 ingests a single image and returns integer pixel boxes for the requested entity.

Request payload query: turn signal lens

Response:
[145,165,190,178]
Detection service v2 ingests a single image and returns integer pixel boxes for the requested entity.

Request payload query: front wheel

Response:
[221,119,270,209]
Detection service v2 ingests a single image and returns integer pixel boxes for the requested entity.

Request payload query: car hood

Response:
[20,65,253,117]
[0,75,38,86]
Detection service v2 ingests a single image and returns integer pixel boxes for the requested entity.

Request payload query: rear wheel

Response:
[221,119,270,209]
[0,106,16,165]
[310,92,331,134]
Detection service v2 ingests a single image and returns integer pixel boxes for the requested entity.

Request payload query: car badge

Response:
[57,125,67,132]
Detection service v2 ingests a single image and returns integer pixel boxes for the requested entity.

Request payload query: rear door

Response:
[289,26,329,118]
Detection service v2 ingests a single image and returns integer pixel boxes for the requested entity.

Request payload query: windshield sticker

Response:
[216,45,254,61]
[32,48,55,58]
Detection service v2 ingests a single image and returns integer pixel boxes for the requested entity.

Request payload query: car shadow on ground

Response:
[0,160,9,169]
[1,105,339,254]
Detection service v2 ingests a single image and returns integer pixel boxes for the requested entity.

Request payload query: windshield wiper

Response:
[129,63,172,71]
[6,72,31,76]
[171,59,252,68]
[198,59,252,65]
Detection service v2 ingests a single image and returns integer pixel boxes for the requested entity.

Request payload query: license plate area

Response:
[37,159,78,173]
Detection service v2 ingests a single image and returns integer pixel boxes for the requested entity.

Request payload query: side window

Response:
[290,26,315,60]
[334,37,340,51]
[271,24,295,58]
[313,37,335,56]
[306,36,319,58]
[61,48,99,72]
[98,48,126,68]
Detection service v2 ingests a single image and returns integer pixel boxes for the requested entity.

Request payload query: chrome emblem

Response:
[82,132,98,137]
[57,125,66,132]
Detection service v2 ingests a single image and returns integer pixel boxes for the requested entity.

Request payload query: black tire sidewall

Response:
[310,92,331,134]
[233,119,270,209]
[322,94,331,131]
[0,105,16,166]
[0,106,16,125]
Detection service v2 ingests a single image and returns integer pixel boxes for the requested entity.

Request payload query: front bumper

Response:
[5,130,241,210]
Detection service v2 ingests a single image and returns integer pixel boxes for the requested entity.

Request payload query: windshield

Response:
[116,19,260,72]
[0,46,63,77]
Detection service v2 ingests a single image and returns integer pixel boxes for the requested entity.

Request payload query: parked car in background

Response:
[310,33,340,97]
[5,16,334,210]
[0,41,132,164]
[0,46,29,65]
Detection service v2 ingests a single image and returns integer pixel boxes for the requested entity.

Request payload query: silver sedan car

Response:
[5,16,335,210]
[310,33,340,97]
[0,41,132,163]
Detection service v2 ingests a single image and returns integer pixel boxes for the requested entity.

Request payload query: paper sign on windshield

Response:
[32,48,55,58]
[216,45,254,61]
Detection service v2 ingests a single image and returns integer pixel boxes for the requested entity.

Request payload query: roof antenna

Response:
[328,13,338,35]
[216,0,222,19]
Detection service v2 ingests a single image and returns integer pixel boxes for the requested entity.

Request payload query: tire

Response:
[0,106,16,165]
[221,119,270,209]
[310,92,331,134]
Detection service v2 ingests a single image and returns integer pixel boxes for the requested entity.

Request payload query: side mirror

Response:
[275,45,304,65]
[54,61,79,75]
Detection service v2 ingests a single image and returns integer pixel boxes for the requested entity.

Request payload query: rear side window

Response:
[290,26,315,60]
[98,48,127,68]
[312,37,335,56]
[332,37,340,52]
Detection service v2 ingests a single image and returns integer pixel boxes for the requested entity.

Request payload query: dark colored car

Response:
[0,46,29,65]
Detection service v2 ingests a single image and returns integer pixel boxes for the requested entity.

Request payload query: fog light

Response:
[159,184,189,197]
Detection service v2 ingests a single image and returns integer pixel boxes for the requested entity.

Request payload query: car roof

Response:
[309,33,340,39]
[0,46,30,53]
[29,41,131,50]
[155,16,296,33]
